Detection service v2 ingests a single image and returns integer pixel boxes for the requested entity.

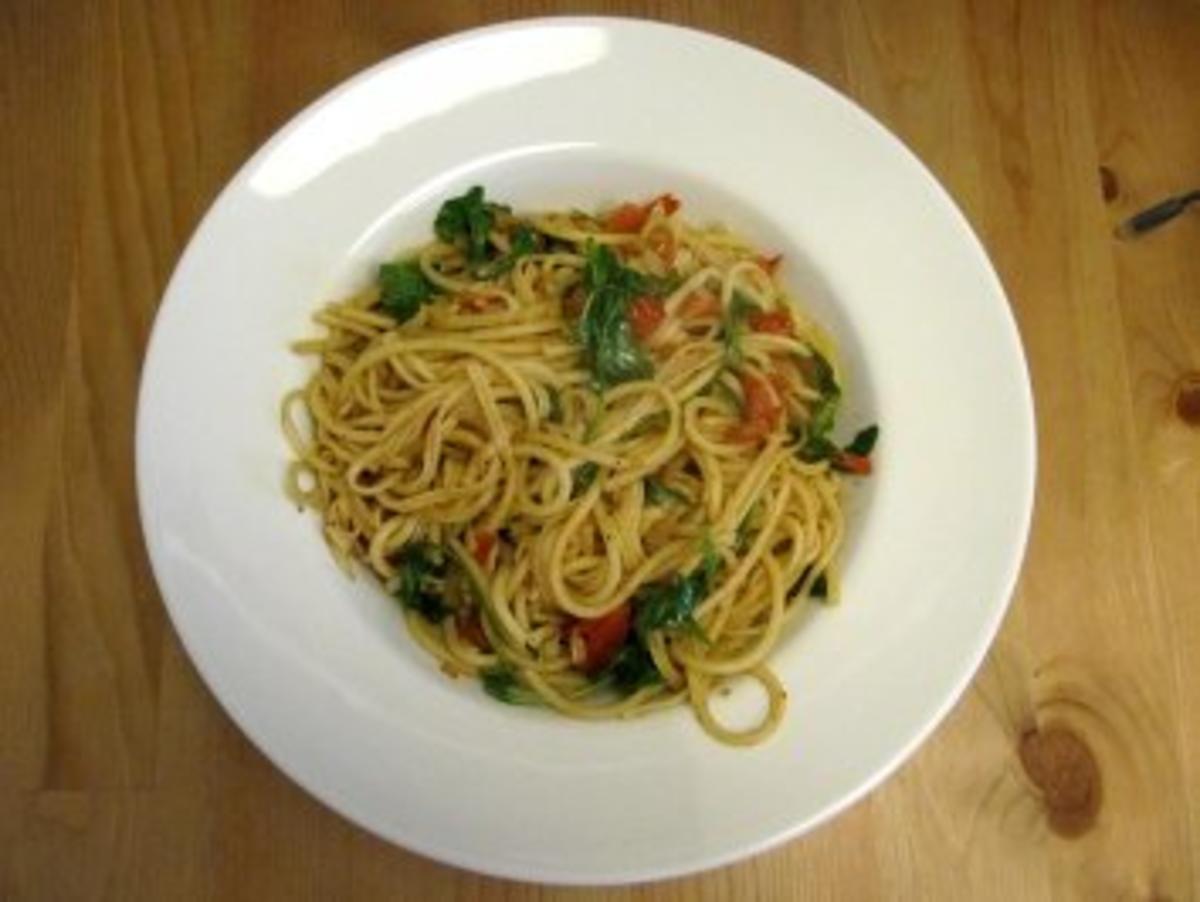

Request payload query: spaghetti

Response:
[282,188,878,745]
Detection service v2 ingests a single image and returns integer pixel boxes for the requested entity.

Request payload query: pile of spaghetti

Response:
[283,187,878,745]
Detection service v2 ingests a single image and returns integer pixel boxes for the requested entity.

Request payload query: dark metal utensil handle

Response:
[1117,189,1200,238]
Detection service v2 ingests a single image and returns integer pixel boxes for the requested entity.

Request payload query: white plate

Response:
[137,18,1034,885]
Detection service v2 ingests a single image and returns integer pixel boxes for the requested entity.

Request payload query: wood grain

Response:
[2,1,1198,899]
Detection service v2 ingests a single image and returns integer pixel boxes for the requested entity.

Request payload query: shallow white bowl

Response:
[137,18,1035,885]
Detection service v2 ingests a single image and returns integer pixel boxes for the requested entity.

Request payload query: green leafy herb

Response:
[480,664,539,705]
[578,242,654,388]
[571,461,600,497]
[789,565,829,602]
[644,476,688,506]
[378,261,436,324]
[510,223,537,254]
[793,374,880,473]
[805,348,839,395]
[474,224,538,278]
[633,543,721,643]
[811,572,829,598]
[843,424,879,457]
[795,350,843,463]
[809,394,839,440]
[390,542,449,623]
[797,431,839,464]
[435,185,495,263]
[721,290,760,366]
[599,641,661,694]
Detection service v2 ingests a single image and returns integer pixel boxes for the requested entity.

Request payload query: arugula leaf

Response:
[805,349,839,395]
[789,564,829,602]
[721,290,760,366]
[843,424,879,457]
[797,433,839,463]
[435,185,495,263]
[474,224,538,278]
[811,572,829,598]
[584,237,620,288]
[390,542,449,622]
[791,350,879,469]
[571,461,600,497]
[796,349,843,463]
[799,423,884,468]
[634,582,691,639]
[378,261,436,324]
[598,640,662,695]
[809,395,840,441]
[645,477,688,506]
[509,223,537,257]
[480,664,539,705]
[633,543,721,642]
[797,397,839,462]
[578,242,654,388]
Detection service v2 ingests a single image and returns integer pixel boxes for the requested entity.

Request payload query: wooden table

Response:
[3,2,1199,898]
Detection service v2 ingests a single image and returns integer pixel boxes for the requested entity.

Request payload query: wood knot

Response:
[1174,372,1200,427]
[1018,724,1101,837]
[1099,165,1119,203]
